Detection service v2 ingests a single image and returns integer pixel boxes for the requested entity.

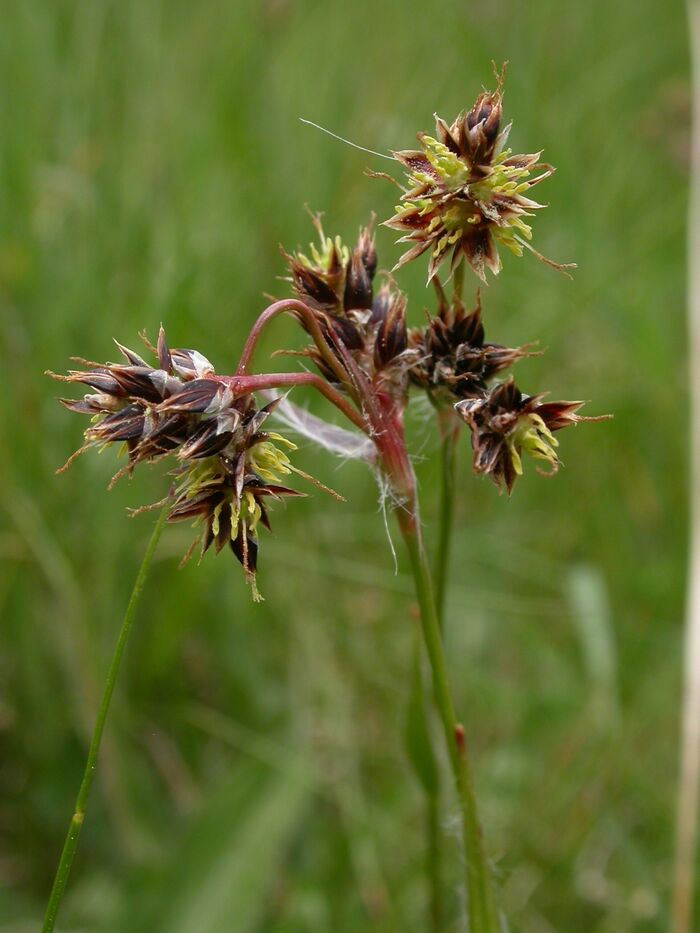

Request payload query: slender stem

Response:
[219,371,368,434]
[396,504,500,932]
[434,424,459,628]
[405,640,442,932]
[420,420,459,930]
[426,793,443,931]
[673,3,700,929]
[42,507,168,933]
[236,298,358,400]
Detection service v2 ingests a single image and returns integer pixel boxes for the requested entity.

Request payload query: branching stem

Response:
[219,370,368,434]
[236,299,358,400]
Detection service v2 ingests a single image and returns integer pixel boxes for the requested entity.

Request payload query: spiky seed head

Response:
[282,217,412,402]
[48,330,322,599]
[455,378,593,494]
[407,286,530,404]
[383,78,572,283]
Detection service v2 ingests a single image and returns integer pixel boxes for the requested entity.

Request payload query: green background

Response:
[0,1,691,930]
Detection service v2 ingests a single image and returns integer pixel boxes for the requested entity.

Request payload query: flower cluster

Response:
[407,284,530,405]
[279,211,602,495]
[49,73,607,592]
[284,216,411,402]
[385,78,572,282]
[455,379,590,494]
[49,328,311,599]
[406,285,598,492]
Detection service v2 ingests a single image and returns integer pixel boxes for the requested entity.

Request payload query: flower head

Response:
[166,424,304,600]
[384,79,571,283]
[407,285,530,404]
[455,378,590,494]
[48,328,317,599]
[283,216,411,399]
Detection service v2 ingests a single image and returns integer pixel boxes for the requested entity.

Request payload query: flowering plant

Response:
[44,76,607,933]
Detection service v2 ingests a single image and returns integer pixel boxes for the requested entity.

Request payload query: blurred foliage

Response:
[0,1,692,930]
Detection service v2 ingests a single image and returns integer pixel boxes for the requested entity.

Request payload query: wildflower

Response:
[48,328,317,598]
[407,285,530,404]
[455,378,591,494]
[384,79,571,283]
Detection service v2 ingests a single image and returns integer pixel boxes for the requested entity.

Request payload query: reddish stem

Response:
[216,371,368,434]
[372,390,415,502]
[236,299,352,392]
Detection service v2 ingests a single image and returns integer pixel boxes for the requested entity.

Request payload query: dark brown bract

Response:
[283,218,411,401]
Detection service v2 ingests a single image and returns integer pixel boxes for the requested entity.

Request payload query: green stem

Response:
[42,507,168,933]
[397,504,500,932]
[405,641,442,932]
[426,789,443,930]
[453,261,465,302]
[435,426,459,628]
[421,426,458,930]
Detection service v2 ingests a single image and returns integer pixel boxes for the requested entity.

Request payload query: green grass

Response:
[0,1,692,930]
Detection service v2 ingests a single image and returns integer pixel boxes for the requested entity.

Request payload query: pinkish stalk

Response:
[366,385,498,929]
[236,292,498,926]
[371,390,415,502]
[236,299,356,395]
[216,371,368,434]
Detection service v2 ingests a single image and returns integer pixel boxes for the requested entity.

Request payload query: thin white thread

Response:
[299,118,395,162]
[376,470,399,575]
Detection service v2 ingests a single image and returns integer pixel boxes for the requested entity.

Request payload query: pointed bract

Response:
[407,286,530,403]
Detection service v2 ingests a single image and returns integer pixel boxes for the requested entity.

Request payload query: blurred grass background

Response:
[0,1,692,930]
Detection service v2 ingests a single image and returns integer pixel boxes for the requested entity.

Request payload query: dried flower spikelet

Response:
[283,216,412,400]
[372,282,408,368]
[286,213,350,313]
[384,76,573,283]
[455,378,595,494]
[283,216,374,364]
[407,284,530,404]
[48,328,317,599]
[167,425,305,601]
[48,327,217,474]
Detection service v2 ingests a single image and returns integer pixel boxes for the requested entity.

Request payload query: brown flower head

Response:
[283,216,411,397]
[48,328,319,599]
[165,409,306,600]
[455,377,591,494]
[407,285,530,404]
[384,77,572,283]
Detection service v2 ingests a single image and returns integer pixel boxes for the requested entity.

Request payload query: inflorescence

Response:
[385,70,574,282]
[49,329,314,600]
[50,76,607,597]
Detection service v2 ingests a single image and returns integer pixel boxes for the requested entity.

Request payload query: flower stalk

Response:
[396,499,500,932]
[435,417,460,625]
[42,506,168,933]
[405,647,443,932]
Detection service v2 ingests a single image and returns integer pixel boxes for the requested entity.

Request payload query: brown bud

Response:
[374,291,407,369]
